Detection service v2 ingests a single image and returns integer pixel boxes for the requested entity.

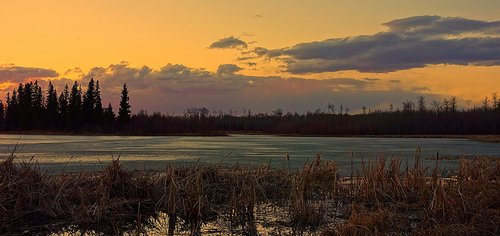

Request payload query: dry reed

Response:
[0,151,498,235]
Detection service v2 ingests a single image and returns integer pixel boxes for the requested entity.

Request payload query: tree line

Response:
[122,94,500,136]
[0,80,499,135]
[0,79,131,133]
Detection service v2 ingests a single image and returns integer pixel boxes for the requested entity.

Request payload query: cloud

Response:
[383,15,500,35]
[0,65,58,83]
[238,47,270,61]
[217,64,243,75]
[263,15,500,73]
[63,67,84,77]
[0,62,440,114]
[80,62,248,97]
[237,56,256,61]
[65,62,436,114]
[209,36,248,50]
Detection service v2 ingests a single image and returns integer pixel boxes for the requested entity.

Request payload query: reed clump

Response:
[289,157,338,230]
[0,153,498,235]
[321,155,499,236]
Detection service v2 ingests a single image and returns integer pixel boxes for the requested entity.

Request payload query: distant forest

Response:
[1,80,499,135]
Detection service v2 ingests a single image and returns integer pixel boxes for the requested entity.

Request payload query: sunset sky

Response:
[1,0,499,114]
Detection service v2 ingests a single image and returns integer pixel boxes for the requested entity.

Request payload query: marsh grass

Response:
[0,151,498,235]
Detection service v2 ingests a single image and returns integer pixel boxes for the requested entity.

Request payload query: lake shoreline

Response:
[277,134,500,143]
[0,130,229,137]
[1,130,499,143]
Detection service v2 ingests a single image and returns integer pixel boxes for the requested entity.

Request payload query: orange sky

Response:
[1,1,499,113]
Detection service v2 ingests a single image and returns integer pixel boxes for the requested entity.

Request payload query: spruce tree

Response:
[33,81,44,116]
[118,83,131,124]
[0,100,4,130]
[46,82,58,127]
[95,80,103,121]
[69,81,82,128]
[82,78,96,124]
[104,102,115,119]
[5,91,19,130]
[18,83,33,129]
[104,102,115,132]
[58,84,70,128]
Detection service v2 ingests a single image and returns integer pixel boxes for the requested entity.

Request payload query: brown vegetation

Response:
[0,152,499,235]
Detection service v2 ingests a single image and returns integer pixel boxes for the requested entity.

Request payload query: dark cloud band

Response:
[264,15,500,73]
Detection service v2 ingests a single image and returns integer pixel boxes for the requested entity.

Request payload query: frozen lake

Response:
[0,134,498,173]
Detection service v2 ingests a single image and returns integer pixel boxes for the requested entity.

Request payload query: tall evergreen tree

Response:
[104,103,115,119]
[95,80,103,120]
[18,83,34,129]
[0,100,4,130]
[5,91,19,130]
[118,83,131,124]
[82,78,104,126]
[103,102,115,132]
[58,84,70,128]
[46,82,58,127]
[82,78,96,123]
[69,81,82,129]
[33,81,44,115]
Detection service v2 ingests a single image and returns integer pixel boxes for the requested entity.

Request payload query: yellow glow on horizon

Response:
[0,82,13,91]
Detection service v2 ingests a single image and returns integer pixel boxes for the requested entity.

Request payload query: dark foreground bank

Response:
[1,153,499,235]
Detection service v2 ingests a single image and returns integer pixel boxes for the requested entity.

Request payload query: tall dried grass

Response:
[0,151,498,235]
